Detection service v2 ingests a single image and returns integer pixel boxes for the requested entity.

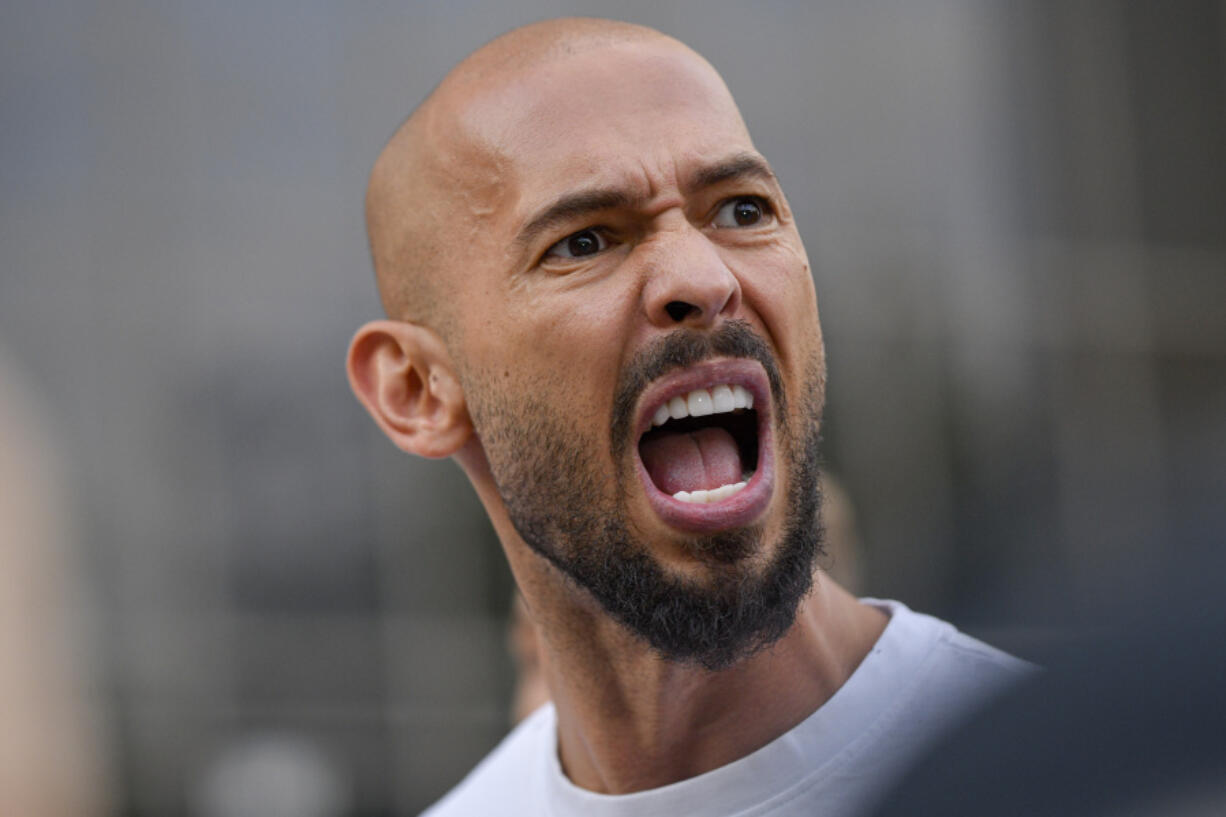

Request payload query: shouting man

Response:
[348,18,1028,817]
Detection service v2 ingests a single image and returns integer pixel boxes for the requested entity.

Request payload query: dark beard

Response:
[470,320,826,671]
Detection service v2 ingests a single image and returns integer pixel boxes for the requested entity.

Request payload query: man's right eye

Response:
[545,229,609,260]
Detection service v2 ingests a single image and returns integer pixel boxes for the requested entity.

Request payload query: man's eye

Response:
[712,197,771,228]
[545,229,609,260]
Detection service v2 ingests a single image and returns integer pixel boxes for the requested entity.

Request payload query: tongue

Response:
[640,426,744,495]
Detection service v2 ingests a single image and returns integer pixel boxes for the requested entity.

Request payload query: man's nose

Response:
[641,225,742,329]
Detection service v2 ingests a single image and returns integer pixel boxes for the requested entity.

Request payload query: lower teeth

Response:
[673,480,748,504]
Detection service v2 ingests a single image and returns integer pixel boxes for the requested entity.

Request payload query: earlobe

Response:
[346,320,472,459]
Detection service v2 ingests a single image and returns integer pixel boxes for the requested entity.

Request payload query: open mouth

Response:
[640,383,758,501]
[632,360,775,533]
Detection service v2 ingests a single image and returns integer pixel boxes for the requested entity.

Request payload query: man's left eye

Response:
[712,197,771,228]
[545,229,609,260]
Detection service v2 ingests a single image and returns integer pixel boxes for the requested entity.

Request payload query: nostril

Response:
[665,301,699,322]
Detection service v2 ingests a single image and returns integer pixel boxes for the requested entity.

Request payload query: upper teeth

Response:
[650,384,754,427]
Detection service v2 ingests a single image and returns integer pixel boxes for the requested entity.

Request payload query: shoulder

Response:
[867,598,1032,666]
[864,598,1036,717]
[420,704,553,817]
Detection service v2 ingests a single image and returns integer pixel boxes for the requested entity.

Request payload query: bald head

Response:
[364,18,709,335]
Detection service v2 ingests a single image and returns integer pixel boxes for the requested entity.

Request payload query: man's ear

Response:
[346,320,472,459]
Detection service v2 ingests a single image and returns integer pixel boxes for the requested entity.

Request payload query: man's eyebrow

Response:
[686,153,777,192]
[516,189,633,248]
[513,155,774,250]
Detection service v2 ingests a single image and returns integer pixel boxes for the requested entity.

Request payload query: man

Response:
[347,18,1028,816]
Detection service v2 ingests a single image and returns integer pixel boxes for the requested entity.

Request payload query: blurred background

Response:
[1,0,1223,814]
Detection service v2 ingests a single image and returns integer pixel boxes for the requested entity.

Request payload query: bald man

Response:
[348,18,1029,817]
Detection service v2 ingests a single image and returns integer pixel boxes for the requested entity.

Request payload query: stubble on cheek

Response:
[461,365,614,554]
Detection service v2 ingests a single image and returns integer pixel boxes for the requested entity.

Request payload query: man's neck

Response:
[535,578,887,794]
[466,457,887,793]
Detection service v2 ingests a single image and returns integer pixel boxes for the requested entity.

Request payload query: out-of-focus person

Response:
[868,561,1226,817]
[0,347,111,817]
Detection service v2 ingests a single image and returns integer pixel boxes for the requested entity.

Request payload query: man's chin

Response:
[677,526,762,567]
[526,500,818,671]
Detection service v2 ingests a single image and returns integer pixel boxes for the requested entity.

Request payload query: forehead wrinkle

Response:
[685,153,776,194]
[516,188,636,249]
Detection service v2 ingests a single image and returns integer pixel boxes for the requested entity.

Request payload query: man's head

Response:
[348,18,828,669]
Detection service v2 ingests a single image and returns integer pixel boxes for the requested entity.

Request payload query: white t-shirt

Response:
[424,600,1031,817]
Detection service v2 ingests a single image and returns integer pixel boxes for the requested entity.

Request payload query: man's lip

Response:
[632,358,772,439]
[632,358,776,534]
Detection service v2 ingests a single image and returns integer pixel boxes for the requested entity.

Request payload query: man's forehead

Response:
[441,41,755,207]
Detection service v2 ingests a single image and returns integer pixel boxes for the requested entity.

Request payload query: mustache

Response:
[610,319,786,453]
